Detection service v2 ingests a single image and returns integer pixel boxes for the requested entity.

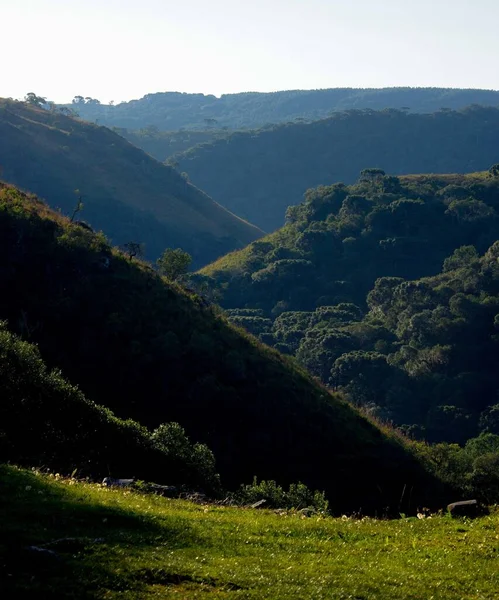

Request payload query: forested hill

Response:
[0,99,262,267]
[200,168,499,447]
[0,182,446,513]
[68,87,499,130]
[174,106,499,231]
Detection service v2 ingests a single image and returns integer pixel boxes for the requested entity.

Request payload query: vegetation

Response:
[0,322,220,491]
[2,466,499,599]
[174,106,499,230]
[63,87,499,131]
[202,168,499,474]
[0,181,448,513]
[157,248,192,280]
[116,127,228,161]
[0,98,262,267]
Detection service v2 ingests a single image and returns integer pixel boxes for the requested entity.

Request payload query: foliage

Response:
[0,182,445,513]
[2,466,499,599]
[24,92,46,107]
[156,248,192,280]
[151,423,220,492]
[174,106,499,230]
[233,477,329,512]
[415,434,499,504]
[0,322,219,491]
[208,169,499,452]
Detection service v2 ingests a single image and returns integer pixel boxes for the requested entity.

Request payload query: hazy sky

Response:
[2,0,498,103]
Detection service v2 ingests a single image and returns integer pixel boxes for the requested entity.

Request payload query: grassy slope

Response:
[2,466,498,599]
[0,182,446,513]
[0,100,262,266]
[174,107,499,231]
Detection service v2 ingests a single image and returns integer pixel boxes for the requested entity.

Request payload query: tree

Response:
[24,92,46,107]
[121,242,144,261]
[70,191,84,222]
[58,106,79,118]
[156,248,192,280]
[489,164,499,178]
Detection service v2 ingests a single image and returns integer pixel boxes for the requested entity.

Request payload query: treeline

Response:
[174,106,499,231]
[65,87,499,131]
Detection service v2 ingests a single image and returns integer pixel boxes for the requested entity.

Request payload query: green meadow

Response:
[1,465,498,599]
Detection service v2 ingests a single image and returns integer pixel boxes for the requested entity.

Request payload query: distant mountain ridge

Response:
[173,106,499,231]
[0,99,262,266]
[66,87,499,130]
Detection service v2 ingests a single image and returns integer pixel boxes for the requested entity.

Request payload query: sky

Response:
[1,0,498,104]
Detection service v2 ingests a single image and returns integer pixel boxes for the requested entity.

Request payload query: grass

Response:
[1,465,498,599]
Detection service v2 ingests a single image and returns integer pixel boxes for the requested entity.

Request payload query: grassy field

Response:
[1,465,498,599]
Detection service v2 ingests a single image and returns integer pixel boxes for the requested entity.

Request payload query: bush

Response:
[232,477,329,512]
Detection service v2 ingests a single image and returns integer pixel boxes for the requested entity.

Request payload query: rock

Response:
[102,477,134,487]
[250,499,267,509]
[147,483,178,497]
[447,499,483,518]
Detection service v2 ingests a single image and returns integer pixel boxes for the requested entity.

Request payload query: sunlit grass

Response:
[1,465,498,599]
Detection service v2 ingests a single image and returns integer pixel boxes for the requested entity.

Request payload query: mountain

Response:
[0,181,446,513]
[200,168,499,446]
[173,106,499,231]
[0,99,262,267]
[67,87,499,131]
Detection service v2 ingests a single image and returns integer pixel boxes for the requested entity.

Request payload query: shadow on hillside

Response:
[0,465,197,598]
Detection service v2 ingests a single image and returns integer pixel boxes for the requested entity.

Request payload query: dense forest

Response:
[0,181,447,513]
[173,106,499,231]
[200,168,499,461]
[0,99,261,266]
[66,88,499,130]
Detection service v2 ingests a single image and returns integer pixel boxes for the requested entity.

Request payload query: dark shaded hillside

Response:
[68,87,499,131]
[174,106,499,231]
[201,169,499,448]
[0,323,219,491]
[0,182,447,513]
[0,100,262,267]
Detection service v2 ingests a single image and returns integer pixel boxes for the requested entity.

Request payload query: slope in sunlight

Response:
[0,99,262,267]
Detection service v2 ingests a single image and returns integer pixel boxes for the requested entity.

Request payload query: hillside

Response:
[68,87,499,131]
[116,127,227,162]
[0,322,220,491]
[174,106,499,231]
[2,466,498,599]
[0,182,447,513]
[201,168,499,447]
[0,99,262,266]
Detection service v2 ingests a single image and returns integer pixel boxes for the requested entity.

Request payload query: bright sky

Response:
[2,0,498,104]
